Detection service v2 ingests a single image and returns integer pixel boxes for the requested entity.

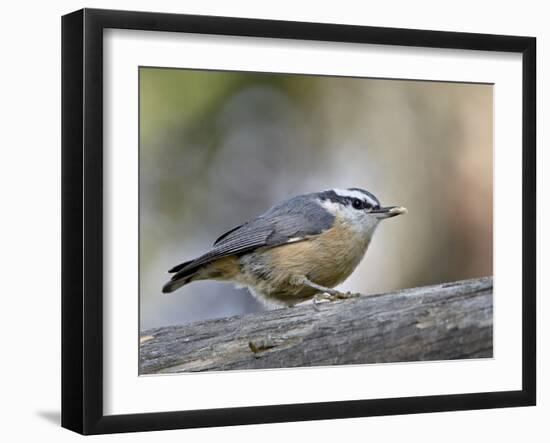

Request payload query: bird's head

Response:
[316,188,407,236]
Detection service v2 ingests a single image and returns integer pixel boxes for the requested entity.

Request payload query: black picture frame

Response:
[61,8,536,435]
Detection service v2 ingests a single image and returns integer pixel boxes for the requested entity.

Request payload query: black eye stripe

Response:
[317,190,380,209]
[347,188,380,206]
[351,198,372,210]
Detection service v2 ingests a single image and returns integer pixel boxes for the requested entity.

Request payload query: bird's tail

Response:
[162,259,201,294]
[162,255,239,294]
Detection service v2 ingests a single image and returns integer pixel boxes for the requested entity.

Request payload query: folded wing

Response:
[167,194,335,284]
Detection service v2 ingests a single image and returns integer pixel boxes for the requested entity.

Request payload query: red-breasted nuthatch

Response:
[163,188,407,305]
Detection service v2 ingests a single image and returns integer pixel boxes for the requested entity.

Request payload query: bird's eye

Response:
[352,198,364,210]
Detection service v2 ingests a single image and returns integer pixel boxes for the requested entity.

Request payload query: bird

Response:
[162,188,406,306]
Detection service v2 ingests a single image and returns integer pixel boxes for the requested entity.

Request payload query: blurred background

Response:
[139,67,493,331]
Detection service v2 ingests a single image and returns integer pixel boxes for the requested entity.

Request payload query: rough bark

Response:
[140,276,493,374]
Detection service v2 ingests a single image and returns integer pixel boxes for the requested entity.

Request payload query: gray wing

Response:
[169,195,335,277]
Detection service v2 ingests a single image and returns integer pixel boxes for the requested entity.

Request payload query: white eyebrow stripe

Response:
[332,188,378,206]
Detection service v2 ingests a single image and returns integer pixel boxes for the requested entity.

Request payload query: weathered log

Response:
[140,276,493,374]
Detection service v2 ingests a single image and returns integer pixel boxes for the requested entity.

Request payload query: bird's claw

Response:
[312,291,360,310]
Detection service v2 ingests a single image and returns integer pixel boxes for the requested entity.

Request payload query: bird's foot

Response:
[312,291,360,309]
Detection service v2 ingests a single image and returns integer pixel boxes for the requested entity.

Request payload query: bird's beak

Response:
[372,205,408,219]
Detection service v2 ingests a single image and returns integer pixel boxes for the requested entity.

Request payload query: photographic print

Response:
[62,9,535,433]
[138,67,493,374]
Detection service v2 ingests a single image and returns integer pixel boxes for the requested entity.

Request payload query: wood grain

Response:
[140,276,493,374]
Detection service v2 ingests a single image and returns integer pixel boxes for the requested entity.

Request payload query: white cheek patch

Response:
[318,198,380,237]
[318,198,366,223]
[317,198,343,217]
[317,198,359,221]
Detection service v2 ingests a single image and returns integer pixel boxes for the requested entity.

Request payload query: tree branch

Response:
[140,276,493,374]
